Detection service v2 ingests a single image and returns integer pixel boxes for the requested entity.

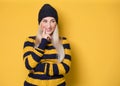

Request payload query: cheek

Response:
[52,24,56,30]
[40,23,46,30]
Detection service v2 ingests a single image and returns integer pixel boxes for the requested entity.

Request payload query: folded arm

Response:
[23,36,48,71]
[34,38,72,76]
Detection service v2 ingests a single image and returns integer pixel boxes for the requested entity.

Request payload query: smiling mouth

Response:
[46,31,51,32]
[46,29,52,32]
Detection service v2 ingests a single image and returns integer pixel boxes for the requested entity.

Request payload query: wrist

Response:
[38,38,48,50]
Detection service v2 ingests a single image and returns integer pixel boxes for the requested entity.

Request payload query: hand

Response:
[41,29,52,41]
[35,28,51,46]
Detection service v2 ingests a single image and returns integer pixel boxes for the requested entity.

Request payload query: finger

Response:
[47,35,52,40]
[44,29,47,34]
[48,35,52,39]
[42,29,45,35]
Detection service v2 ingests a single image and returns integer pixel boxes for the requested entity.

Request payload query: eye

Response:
[51,20,56,23]
[42,19,47,23]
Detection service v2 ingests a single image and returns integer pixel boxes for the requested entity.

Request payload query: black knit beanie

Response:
[38,4,58,24]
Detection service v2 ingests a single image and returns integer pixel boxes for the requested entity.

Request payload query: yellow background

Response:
[0,0,120,86]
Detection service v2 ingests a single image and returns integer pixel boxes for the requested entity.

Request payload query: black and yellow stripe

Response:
[23,36,71,86]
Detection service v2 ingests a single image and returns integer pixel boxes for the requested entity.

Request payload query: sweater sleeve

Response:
[23,36,48,71]
[34,38,72,76]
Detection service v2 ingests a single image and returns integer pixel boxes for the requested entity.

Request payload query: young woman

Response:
[23,4,71,86]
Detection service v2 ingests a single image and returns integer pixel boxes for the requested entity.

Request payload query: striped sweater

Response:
[23,36,71,86]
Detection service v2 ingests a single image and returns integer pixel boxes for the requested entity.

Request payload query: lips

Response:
[46,29,52,32]
[46,30,52,34]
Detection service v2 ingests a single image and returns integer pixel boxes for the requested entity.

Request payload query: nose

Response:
[46,22,51,29]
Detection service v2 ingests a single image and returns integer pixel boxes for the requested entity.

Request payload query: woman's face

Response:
[39,17,57,35]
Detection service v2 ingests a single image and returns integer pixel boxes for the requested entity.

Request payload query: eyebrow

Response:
[51,18,55,20]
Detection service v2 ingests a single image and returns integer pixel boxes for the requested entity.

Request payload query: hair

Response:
[37,24,65,62]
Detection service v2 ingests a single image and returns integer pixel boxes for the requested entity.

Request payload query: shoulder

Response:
[24,35,36,42]
[60,36,67,40]
[23,35,36,48]
[60,36,71,49]
[60,36,70,44]
[27,35,36,40]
